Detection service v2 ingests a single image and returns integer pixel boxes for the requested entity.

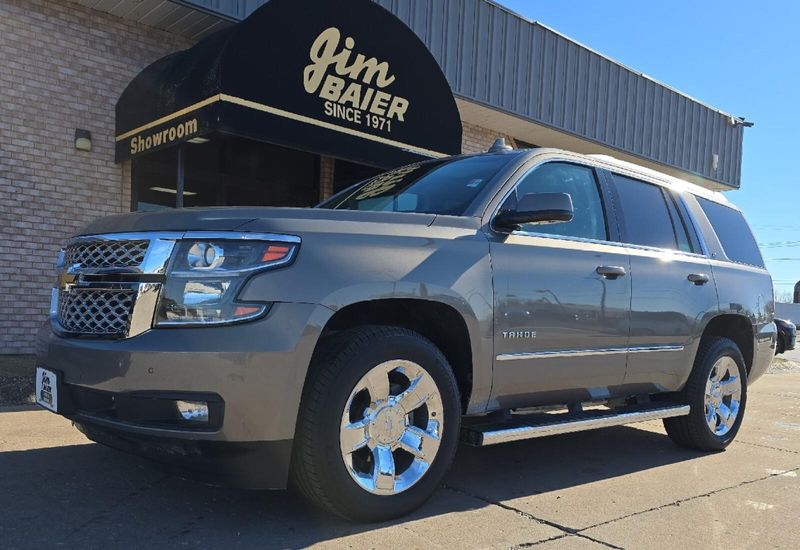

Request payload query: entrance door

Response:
[489,162,631,409]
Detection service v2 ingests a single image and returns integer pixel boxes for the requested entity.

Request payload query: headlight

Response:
[155,237,298,326]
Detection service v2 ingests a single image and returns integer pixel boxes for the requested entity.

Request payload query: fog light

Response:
[176,400,209,422]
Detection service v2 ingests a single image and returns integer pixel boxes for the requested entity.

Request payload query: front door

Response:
[489,161,631,409]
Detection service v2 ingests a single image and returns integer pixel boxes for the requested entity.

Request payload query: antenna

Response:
[488,137,513,153]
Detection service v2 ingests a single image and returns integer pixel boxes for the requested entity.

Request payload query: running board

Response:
[461,403,690,446]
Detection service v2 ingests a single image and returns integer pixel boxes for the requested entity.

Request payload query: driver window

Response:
[502,162,608,241]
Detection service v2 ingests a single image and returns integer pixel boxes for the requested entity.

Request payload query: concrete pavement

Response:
[1,373,798,549]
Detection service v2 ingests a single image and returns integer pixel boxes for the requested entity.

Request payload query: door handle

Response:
[688,273,710,285]
[596,265,627,279]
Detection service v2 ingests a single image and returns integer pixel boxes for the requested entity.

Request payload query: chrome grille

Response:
[65,240,149,268]
[57,288,135,336]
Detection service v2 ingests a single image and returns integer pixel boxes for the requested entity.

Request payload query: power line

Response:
[759,241,800,249]
[752,224,800,230]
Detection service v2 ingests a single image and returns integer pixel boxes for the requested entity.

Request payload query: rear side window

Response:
[613,175,681,250]
[696,197,764,267]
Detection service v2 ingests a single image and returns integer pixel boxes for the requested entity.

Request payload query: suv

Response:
[37,146,775,521]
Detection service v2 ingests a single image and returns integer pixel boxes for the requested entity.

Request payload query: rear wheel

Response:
[291,326,461,521]
[664,337,747,451]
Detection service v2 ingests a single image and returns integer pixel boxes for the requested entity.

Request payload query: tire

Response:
[776,335,786,355]
[290,326,461,522]
[664,336,747,451]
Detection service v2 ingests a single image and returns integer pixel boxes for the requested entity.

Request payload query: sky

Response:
[498,0,800,299]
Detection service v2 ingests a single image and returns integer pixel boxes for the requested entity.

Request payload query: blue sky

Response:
[498,0,799,298]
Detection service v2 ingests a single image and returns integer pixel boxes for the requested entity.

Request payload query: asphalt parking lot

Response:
[1,371,798,550]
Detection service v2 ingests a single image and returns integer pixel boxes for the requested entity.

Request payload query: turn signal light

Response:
[261,245,291,262]
[234,305,263,317]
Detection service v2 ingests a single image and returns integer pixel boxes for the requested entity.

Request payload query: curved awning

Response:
[115,0,462,167]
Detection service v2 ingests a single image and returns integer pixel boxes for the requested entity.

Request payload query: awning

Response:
[115,0,462,167]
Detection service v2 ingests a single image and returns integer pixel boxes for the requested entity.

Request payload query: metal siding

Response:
[384,0,743,187]
[130,0,744,187]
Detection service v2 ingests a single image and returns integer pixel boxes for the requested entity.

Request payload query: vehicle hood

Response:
[77,207,439,236]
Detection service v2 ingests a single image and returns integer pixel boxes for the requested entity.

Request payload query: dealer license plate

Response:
[35,367,58,413]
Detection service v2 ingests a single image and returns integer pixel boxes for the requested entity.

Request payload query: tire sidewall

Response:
[308,329,461,520]
[689,339,748,449]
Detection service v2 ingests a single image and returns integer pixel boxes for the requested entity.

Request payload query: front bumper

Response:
[36,301,333,488]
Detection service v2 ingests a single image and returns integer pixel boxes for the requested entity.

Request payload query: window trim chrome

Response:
[501,228,711,263]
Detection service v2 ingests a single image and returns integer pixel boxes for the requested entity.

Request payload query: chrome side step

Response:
[461,403,690,447]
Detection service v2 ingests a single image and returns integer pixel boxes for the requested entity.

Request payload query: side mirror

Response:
[494,192,574,230]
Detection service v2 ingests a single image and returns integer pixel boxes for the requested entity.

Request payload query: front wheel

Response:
[664,337,747,451]
[291,326,461,521]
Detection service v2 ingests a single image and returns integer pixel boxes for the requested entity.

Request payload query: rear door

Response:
[607,173,718,391]
[488,161,632,409]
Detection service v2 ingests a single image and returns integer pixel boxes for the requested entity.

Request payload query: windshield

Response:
[318,155,514,215]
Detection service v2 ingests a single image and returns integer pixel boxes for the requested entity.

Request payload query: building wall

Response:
[776,304,800,325]
[461,121,516,154]
[0,0,190,354]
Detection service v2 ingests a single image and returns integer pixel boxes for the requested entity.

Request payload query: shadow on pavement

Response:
[0,424,702,548]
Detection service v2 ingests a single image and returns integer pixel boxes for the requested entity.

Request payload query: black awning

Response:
[115,0,462,167]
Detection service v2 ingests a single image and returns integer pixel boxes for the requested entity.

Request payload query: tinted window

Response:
[614,175,678,250]
[319,155,513,215]
[664,192,695,253]
[697,197,764,267]
[502,162,607,241]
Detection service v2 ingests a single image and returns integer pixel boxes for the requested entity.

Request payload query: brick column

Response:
[319,156,335,201]
[121,160,132,212]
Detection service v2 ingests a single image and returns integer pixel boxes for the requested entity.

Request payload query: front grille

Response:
[65,240,149,269]
[57,288,135,336]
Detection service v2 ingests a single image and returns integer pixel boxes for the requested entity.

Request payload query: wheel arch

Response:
[698,314,754,375]
[312,298,477,413]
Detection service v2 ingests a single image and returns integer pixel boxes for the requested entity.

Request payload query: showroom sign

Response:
[128,118,198,156]
[115,0,461,167]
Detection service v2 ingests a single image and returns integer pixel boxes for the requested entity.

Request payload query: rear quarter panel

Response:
[710,259,776,383]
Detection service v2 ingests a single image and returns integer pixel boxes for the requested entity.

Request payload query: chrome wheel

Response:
[339,359,444,496]
[704,356,742,436]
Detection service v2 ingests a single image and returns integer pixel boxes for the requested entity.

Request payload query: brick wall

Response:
[0,0,191,354]
[461,121,517,154]
[318,156,335,201]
